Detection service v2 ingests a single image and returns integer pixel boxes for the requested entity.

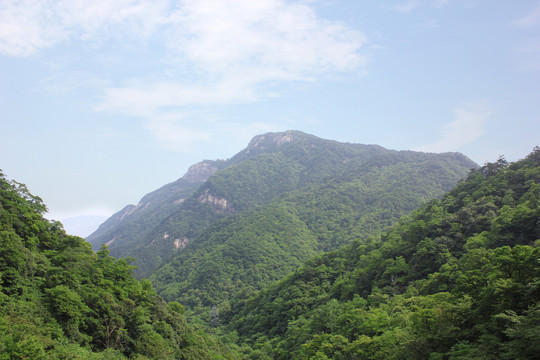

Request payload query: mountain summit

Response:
[87,131,476,280]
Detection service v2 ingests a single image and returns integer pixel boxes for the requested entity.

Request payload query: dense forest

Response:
[150,150,477,315]
[0,171,237,359]
[225,148,540,359]
[2,141,538,359]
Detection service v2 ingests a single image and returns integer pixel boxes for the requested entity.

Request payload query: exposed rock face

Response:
[182,161,218,183]
[173,237,189,250]
[197,189,235,214]
[116,205,136,221]
[121,202,150,220]
[246,130,297,150]
[274,132,295,146]
[105,235,117,246]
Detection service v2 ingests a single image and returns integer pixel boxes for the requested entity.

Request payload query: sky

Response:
[1,0,539,226]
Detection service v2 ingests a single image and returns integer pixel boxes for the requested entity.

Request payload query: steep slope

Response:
[150,145,477,312]
[87,159,221,247]
[88,130,476,279]
[227,148,540,360]
[0,171,237,359]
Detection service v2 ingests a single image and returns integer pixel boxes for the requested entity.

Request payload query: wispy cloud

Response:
[0,0,168,56]
[512,3,540,28]
[145,117,211,152]
[414,102,492,153]
[0,0,64,57]
[390,1,421,14]
[95,79,260,116]
[98,0,367,109]
[143,114,284,152]
[431,0,449,8]
[0,0,368,152]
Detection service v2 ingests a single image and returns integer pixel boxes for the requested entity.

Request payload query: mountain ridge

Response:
[224,147,540,360]
[87,130,477,282]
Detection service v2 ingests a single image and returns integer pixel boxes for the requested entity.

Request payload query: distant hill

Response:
[88,130,477,287]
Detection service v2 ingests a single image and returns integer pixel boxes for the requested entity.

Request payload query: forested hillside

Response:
[0,171,237,359]
[226,148,540,359]
[3,146,538,359]
[88,131,476,280]
[86,159,224,278]
[150,149,476,314]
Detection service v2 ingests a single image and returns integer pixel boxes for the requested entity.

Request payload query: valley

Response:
[1,133,538,359]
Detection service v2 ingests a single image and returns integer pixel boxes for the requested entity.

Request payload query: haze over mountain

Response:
[2,1,538,226]
[88,131,477,286]
[2,1,539,358]
[61,215,109,238]
[1,143,538,359]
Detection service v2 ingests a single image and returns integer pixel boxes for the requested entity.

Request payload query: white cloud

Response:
[1,0,366,75]
[0,0,168,56]
[54,0,169,39]
[145,116,211,152]
[169,0,365,72]
[1,0,368,152]
[414,102,491,153]
[512,3,540,28]
[390,1,421,14]
[95,79,260,117]
[47,206,114,222]
[94,0,367,115]
[0,0,65,56]
[93,0,368,152]
[431,0,449,8]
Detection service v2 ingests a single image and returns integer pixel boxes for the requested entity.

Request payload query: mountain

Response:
[0,171,238,359]
[150,149,477,311]
[88,130,476,294]
[86,159,224,270]
[226,148,540,359]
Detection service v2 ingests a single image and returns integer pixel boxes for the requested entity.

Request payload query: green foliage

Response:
[152,203,319,311]
[88,131,476,279]
[148,136,475,320]
[0,171,238,359]
[226,148,540,359]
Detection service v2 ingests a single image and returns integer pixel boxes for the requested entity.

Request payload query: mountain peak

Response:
[246,130,304,150]
[182,160,218,183]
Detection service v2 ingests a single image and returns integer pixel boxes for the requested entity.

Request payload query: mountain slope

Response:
[226,148,540,360]
[86,159,221,249]
[149,141,477,312]
[88,130,476,279]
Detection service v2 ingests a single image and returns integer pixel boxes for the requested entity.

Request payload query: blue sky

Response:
[1,0,539,223]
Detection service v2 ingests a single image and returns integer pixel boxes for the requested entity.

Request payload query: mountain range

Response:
[2,131,538,359]
[88,130,477,309]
